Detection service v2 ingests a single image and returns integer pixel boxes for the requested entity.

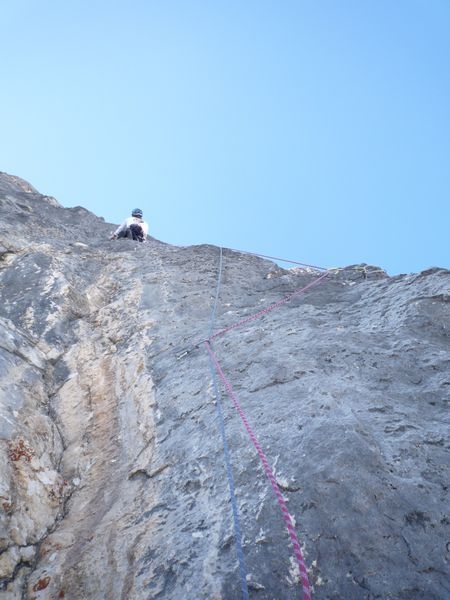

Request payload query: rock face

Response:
[0,171,449,599]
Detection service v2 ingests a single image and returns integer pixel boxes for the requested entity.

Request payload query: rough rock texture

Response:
[0,171,449,599]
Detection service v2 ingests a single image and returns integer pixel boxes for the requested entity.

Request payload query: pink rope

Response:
[210,271,329,341]
[205,341,311,600]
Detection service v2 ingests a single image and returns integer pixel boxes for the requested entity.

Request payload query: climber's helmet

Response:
[132,208,143,218]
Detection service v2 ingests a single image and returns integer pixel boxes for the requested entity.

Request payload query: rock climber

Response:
[109,208,149,242]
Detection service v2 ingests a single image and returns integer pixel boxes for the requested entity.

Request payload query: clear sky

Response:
[1,1,448,275]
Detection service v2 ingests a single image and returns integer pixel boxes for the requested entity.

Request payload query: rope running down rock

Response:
[204,265,330,598]
[206,246,249,599]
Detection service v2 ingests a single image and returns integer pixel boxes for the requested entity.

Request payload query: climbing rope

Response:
[208,246,223,339]
[210,271,329,341]
[170,251,383,362]
[203,257,327,599]
[205,341,312,600]
[175,267,328,361]
[152,243,383,596]
[226,246,328,271]
[206,247,249,600]
[223,246,387,279]
[178,245,379,595]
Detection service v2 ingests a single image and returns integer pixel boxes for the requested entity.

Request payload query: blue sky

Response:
[1,0,448,275]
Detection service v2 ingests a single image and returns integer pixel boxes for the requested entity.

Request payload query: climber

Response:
[109,208,149,242]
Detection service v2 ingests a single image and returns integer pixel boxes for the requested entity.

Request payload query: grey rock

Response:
[0,171,449,599]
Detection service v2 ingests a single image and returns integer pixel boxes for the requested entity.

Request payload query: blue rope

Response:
[207,247,249,600]
[207,245,223,339]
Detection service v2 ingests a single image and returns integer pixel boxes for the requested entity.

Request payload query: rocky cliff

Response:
[0,172,449,599]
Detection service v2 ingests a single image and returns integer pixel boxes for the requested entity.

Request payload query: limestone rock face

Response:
[0,171,449,599]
